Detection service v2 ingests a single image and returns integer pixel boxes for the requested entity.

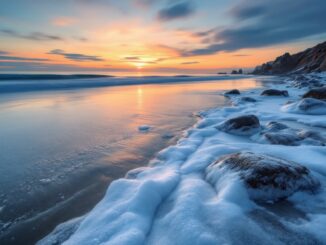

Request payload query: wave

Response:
[0,74,249,93]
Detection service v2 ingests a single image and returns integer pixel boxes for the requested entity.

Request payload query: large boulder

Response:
[216,115,260,135]
[261,89,289,97]
[302,87,326,100]
[206,152,320,202]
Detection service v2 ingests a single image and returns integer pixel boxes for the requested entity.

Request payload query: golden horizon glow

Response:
[1,1,323,74]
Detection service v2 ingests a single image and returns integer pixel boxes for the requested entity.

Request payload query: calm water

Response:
[0,77,261,244]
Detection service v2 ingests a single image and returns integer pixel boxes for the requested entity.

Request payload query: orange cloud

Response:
[52,17,78,27]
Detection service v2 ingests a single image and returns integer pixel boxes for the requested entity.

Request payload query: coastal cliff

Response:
[253,41,326,75]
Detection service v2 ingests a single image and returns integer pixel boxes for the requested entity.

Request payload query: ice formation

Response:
[38,73,326,245]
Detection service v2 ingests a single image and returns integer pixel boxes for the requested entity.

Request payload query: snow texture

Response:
[39,73,326,245]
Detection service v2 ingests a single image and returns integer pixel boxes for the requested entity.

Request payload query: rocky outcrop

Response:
[224,89,240,95]
[253,41,326,74]
[231,69,243,74]
[261,89,289,97]
[302,87,326,100]
[252,121,326,146]
[282,98,326,115]
[206,152,320,201]
[216,115,260,135]
[239,97,257,102]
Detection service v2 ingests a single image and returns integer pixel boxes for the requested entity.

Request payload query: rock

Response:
[224,89,240,95]
[296,98,326,112]
[252,121,326,146]
[302,87,326,100]
[240,97,257,102]
[261,89,289,97]
[216,115,260,135]
[297,130,326,145]
[206,152,320,201]
[265,121,288,131]
[282,98,326,115]
[138,125,151,131]
[261,132,301,146]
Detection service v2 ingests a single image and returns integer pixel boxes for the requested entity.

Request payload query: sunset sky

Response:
[1,0,326,74]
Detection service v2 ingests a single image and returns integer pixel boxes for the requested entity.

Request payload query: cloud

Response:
[48,49,104,62]
[0,55,49,62]
[0,51,9,55]
[124,56,140,60]
[183,0,326,56]
[157,1,195,21]
[181,61,199,65]
[52,17,78,27]
[1,29,64,41]
[73,36,88,42]
[1,28,87,42]
[232,54,250,57]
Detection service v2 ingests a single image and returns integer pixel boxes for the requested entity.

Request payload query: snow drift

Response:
[38,73,326,245]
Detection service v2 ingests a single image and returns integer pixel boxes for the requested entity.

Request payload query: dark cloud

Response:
[232,54,250,57]
[1,29,64,41]
[73,36,88,42]
[157,1,195,21]
[48,49,104,62]
[0,51,9,55]
[183,0,326,56]
[0,61,111,72]
[124,56,140,60]
[0,55,49,62]
[181,61,199,65]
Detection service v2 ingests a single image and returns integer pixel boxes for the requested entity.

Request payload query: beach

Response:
[0,75,262,244]
[37,73,326,245]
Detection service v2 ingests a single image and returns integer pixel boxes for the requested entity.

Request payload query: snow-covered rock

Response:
[216,115,260,135]
[282,98,326,115]
[206,152,320,202]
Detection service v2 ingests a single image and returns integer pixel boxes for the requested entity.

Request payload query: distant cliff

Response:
[253,41,326,75]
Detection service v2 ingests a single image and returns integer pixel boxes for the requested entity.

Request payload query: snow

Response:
[39,73,326,244]
[281,98,326,115]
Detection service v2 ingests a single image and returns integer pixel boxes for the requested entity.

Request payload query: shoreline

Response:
[39,73,326,244]
[0,74,253,94]
[2,78,259,244]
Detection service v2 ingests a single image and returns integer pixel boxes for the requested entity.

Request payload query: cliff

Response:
[253,41,326,75]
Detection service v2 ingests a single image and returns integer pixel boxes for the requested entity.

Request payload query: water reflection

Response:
[0,77,261,244]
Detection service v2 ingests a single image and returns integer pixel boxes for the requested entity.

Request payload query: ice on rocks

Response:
[41,73,326,245]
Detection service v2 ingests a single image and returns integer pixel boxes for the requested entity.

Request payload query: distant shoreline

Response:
[0,74,254,94]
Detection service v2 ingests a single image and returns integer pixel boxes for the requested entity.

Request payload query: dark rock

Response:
[253,121,325,146]
[262,133,301,146]
[261,89,289,97]
[302,87,326,100]
[240,97,257,102]
[206,152,320,201]
[216,115,260,135]
[231,69,243,74]
[252,41,326,74]
[265,121,288,131]
[296,98,326,112]
[297,130,326,145]
[224,89,240,95]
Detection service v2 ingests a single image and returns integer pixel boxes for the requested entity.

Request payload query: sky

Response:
[0,0,326,74]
